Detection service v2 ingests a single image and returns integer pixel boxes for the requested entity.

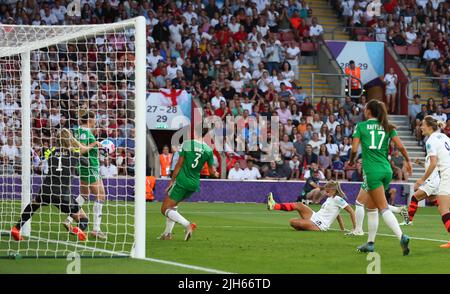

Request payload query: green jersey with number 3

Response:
[353,118,397,173]
[176,140,214,191]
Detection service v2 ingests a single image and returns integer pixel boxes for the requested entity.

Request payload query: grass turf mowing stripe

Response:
[148,225,450,244]
[1,229,233,274]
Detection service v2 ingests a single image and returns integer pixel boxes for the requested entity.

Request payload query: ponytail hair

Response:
[323,180,347,199]
[423,115,446,131]
[365,100,395,132]
[58,128,82,149]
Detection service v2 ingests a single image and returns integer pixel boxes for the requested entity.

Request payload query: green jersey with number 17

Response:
[352,118,397,173]
[176,140,214,191]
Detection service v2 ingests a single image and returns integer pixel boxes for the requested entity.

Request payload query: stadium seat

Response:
[300,42,318,53]
[407,45,421,57]
[357,35,374,41]
[394,45,407,56]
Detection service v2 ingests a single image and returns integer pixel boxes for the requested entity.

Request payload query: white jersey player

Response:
[415,116,450,248]
[267,181,356,232]
[401,153,440,226]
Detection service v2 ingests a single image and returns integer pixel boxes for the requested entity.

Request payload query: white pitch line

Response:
[140,257,234,274]
[0,230,233,274]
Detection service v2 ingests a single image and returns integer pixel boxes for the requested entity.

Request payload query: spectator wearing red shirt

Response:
[215,100,232,120]
[233,25,248,43]
[434,32,447,55]
[215,26,232,47]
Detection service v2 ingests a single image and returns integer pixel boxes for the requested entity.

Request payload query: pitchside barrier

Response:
[0,177,417,207]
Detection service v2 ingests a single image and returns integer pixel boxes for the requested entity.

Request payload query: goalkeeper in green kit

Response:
[159,129,219,241]
[65,110,107,239]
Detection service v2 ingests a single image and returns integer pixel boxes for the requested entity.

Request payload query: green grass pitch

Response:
[1,202,450,274]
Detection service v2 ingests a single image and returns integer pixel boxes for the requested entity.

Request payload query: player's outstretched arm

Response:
[348,137,360,166]
[344,205,356,231]
[76,141,102,155]
[208,165,220,178]
[336,214,345,231]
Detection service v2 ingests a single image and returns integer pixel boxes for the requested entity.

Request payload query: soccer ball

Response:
[101,139,115,155]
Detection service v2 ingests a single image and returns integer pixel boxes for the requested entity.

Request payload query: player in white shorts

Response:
[415,116,450,248]
[267,181,356,232]
[401,157,440,226]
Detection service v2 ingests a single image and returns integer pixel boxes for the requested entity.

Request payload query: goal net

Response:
[0,17,146,258]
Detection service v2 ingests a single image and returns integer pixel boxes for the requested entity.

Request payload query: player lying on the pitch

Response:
[11,129,90,242]
[267,181,356,232]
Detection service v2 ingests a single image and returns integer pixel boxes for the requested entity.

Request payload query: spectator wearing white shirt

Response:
[256,18,270,37]
[167,58,183,80]
[211,90,226,110]
[2,94,19,118]
[230,72,244,93]
[147,48,163,71]
[233,53,250,72]
[289,155,301,179]
[228,162,245,180]
[40,6,58,25]
[242,160,262,180]
[1,136,19,164]
[308,132,322,155]
[182,4,198,24]
[100,158,118,178]
[52,0,67,23]
[239,67,252,84]
[309,17,324,40]
[405,26,417,45]
[384,67,398,113]
[423,42,441,62]
[228,17,241,33]
[326,114,340,135]
[247,41,264,71]
[303,162,326,180]
[169,18,183,47]
[285,42,301,72]
[433,105,447,122]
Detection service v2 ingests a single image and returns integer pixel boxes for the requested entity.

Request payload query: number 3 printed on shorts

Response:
[191,152,201,168]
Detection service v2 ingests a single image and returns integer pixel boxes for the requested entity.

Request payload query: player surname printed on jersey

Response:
[146,89,192,130]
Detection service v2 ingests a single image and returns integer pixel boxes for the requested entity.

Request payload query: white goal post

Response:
[0,17,146,259]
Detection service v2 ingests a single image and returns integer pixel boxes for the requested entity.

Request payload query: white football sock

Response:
[93,201,104,232]
[165,208,190,228]
[388,205,401,214]
[367,208,378,243]
[163,206,177,235]
[381,208,402,240]
[355,200,365,232]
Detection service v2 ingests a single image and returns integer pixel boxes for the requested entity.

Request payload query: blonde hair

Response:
[323,180,347,199]
[57,128,82,149]
[423,115,446,131]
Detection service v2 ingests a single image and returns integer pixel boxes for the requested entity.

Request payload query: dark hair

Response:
[365,100,395,132]
[79,109,95,125]
[423,115,446,131]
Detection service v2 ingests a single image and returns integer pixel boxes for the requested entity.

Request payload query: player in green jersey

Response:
[159,135,219,241]
[65,110,107,239]
[348,100,412,255]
